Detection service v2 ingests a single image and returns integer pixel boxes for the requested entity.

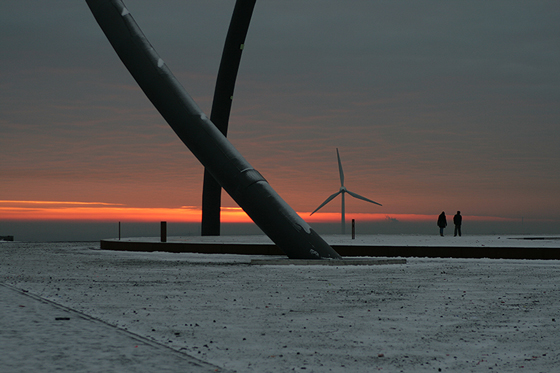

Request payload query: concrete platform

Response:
[100,235,560,260]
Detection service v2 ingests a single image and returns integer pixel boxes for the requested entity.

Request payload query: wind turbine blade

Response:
[346,190,383,206]
[310,190,342,215]
[336,148,344,187]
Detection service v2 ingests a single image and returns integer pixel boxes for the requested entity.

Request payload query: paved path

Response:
[0,284,229,373]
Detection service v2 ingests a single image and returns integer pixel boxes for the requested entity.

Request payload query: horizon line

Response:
[0,200,540,224]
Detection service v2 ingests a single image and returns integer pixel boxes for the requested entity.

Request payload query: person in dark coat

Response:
[453,211,462,237]
[437,212,447,236]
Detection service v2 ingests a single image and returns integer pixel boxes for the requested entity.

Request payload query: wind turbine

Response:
[310,148,382,234]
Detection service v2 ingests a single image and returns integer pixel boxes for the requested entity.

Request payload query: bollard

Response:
[352,219,355,240]
[161,221,167,243]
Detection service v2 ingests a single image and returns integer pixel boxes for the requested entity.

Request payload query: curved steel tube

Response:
[85,0,341,259]
[202,0,257,236]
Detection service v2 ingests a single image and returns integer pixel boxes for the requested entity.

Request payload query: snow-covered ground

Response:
[2,235,560,372]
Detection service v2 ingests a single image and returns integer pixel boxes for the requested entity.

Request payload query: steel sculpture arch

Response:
[85,0,341,259]
[202,0,257,236]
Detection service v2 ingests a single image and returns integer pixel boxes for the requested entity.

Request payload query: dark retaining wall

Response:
[100,240,560,260]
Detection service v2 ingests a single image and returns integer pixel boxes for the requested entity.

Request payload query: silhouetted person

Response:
[453,211,462,237]
[437,212,447,236]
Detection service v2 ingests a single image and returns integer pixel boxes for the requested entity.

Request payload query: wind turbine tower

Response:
[311,148,382,234]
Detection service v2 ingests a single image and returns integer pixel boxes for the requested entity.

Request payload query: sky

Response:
[1,1,559,240]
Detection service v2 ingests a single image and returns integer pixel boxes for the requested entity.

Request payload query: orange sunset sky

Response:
[1,1,559,239]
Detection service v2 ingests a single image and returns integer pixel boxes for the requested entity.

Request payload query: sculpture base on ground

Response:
[250,258,406,266]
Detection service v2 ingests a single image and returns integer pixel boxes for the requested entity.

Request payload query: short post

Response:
[351,219,355,240]
[118,221,121,240]
[160,221,167,243]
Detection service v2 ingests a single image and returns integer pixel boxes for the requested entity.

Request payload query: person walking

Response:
[437,211,447,236]
[453,211,462,237]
